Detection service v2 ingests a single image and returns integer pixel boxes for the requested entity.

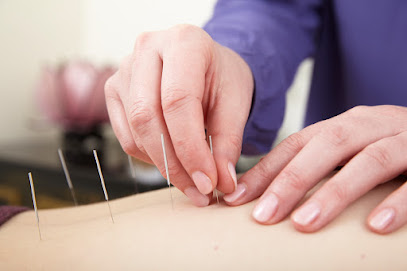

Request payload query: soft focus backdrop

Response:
[0,0,312,144]
[0,0,313,208]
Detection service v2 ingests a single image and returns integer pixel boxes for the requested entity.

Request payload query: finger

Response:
[115,54,150,155]
[125,37,210,206]
[224,107,373,207]
[251,109,403,225]
[206,46,253,194]
[290,131,407,232]
[248,107,403,224]
[223,123,320,205]
[109,55,150,155]
[367,180,407,234]
[160,27,216,195]
[104,74,152,163]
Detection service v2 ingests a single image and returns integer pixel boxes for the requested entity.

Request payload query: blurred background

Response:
[0,0,312,208]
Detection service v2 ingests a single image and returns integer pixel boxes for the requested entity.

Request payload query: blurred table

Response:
[0,135,167,209]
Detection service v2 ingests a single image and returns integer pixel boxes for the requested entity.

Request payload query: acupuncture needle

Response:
[93,150,115,223]
[28,172,42,240]
[128,155,136,179]
[57,148,78,206]
[128,154,139,193]
[160,133,174,210]
[208,136,220,204]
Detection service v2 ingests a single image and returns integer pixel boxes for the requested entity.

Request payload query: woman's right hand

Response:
[105,25,254,206]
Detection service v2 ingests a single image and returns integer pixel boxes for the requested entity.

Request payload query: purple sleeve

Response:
[204,0,322,155]
[0,206,29,226]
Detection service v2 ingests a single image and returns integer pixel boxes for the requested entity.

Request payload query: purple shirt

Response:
[204,0,407,155]
[0,206,28,226]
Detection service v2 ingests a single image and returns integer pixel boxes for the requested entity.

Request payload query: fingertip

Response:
[215,160,238,194]
[206,133,241,194]
[168,136,218,196]
[290,221,319,233]
[290,202,322,233]
[223,183,247,205]
[290,213,319,233]
[367,208,396,234]
[191,171,213,195]
[228,161,238,189]
[184,186,211,207]
[251,193,279,225]
[104,70,120,95]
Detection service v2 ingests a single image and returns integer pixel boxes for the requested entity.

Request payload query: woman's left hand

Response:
[224,105,407,234]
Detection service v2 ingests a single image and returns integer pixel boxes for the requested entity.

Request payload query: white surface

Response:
[81,0,217,64]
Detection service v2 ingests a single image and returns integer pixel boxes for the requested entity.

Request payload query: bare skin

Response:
[1,178,406,270]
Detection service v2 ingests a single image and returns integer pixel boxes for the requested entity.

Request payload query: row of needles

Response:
[28,134,220,240]
[28,149,115,240]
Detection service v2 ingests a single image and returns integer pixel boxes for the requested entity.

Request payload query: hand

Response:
[224,105,407,234]
[105,25,254,206]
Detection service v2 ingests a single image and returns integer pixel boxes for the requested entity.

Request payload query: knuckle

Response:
[282,133,305,153]
[376,104,394,113]
[162,88,197,115]
[326,182,349,203]
[362,144,392,169]
[347,105,368,116]
[121,139,137,156]
[279,167,308,192]
[134,137,147,154]
[104,70,121,96]
[160,161,183,179]
[320,124,349,147]
[169,24,213,54]
[128,100,155,131]
[167,162,183,178]
[133,31,154,52]
[172,138,200,162]
[254,158,273,181]
[104,76,116,96]
[377,104,405,117]
[171,24,201,39]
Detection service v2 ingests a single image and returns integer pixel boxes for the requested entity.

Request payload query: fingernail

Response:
[191,171,213,195]
[252,193,279,223]
[224,183,246,203]
[184,186,210,207]
[369,208,395,231]
[228,162,237,189]
[292,202,321,226]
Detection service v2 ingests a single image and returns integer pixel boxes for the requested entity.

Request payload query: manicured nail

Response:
[191,171,213,195]
[292,202,321,226]
[252,193,279,223]
[228,162,237,189]
[369,208,395,231]
[224,183,246,203]
[184,186,210,207]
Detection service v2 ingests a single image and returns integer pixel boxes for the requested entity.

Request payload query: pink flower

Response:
[37,60,116,131]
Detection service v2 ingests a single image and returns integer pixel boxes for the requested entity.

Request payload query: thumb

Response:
[207,88,252,194]
[207,44,254,194]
